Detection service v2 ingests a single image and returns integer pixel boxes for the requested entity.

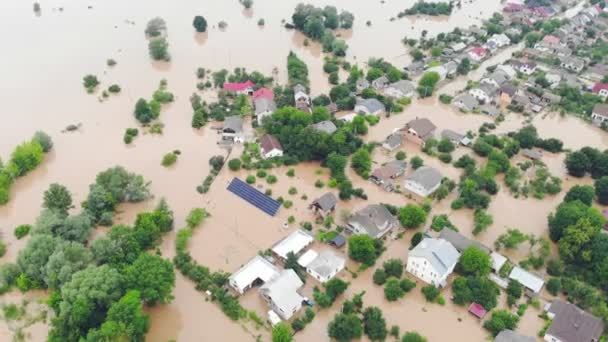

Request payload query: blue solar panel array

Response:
[227,178,281,216]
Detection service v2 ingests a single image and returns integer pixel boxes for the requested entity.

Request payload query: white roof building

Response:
[302,250,345,283]
[229,255,280,294]
[406,238,460,287]
[509,266,544,295]
[490,252,507,272]
[260,269,304,320]
[271,229,314,260]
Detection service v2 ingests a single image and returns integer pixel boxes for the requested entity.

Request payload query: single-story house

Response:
[406,238,460,287]
[521,148,542,161]
[223,80,254,95]
[260,134,283,159]
[481,71,509,88]
[221,116,245,143]
[229,255,280,294]
[260,269,304,320]
[382,133,403,151]
[311,120,337,135]
[310,192,337,218]
[495,330,535,342]
[512,60,537,75]
[480,105,501,117]
[254,97,277,124]
[560,56,585,73]
[468,47,487,62]
[592,83,608,100]
[541,92,561,105]
[356,79,370,93]
[347,204,398,239]
[496,64,517,79]
[450,42,467,52]
[372,76,390,89]
[439,228,491,254]
[469,84,498,103]
[271,229,314,260]
[298,250,345,283]
[401,118,437,147]
[544,300,604,342]
[403,166,443,198]
[453,94,479,112]
[509,266,544,296]
[253,88,274,101]
[355,98,386,116]
[488,33,511,48]
[468,303,488,319]
[370,160,407,191]
[441,129,465,145]
[591,104,608,124]
[383,80,415,99]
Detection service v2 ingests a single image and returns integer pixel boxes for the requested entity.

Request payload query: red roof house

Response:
[468,303,487,319]
[253,88,274,100]
[543,35,560,45]
[592,83,608,95]
[468,47,487,61]
[223,80,254,93]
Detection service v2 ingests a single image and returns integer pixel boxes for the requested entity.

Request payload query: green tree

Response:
[459,246,491,277]
[483,310,519,336]
[398,204,427,229]
[559,218,601,263]
[548,200,604,241]
[373,268,387,285]
[124,254,175,305]
[272,322,293,342]
[33,131,53,153]
[16,234,60,285]
[384,278,404,301]
[348,235,376,265]
[421,285,439,302]
[595,176,608,205]
[149,38,170,61]
[417,72,440,98]
[513,125,538,149]
[564,185,595,206]
[362,307,387,341]
[193,15,207,32]
[402,331,427,342]
[351,147,372,178]
[411,156,424,169]
[10,140,44,177]
[506,280,523,306]
[437,138,455,153]
[457,58,471,75]
[85,290,150,342]
[44,241,92,289]
[565,151,591,177]
[382,259,404,278]
[328,313,363,342]
[43,183,73,215]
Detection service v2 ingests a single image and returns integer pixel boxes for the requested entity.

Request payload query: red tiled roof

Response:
[470,47,486,56]
[260,134,283,154]
[543,35,560,45]
[468,303,487,319]
[223,80,254,92]
[592,83,608,94]
[253,88,274,100]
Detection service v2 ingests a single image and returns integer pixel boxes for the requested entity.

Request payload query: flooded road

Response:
[0,0,606,341]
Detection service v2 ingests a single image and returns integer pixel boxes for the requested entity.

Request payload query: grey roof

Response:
[444,61,458,73]
[405,118,436,139]
[521,148,542,160]
[561,56,585,69]
[387,80,415,95]
[439,229,490,254]
[312,193,337,212]
[594,104,608,117]
[405,167,442,192]
[454,94,479,110]
[501,83,517,97]
[260,269,303,314]
[306,250,345,279]
[547,300,604,342]
[488,71,509,85]
[494,330,535,342]
[477,83,499,97]
[254,98,277,115]
[372,76,389,88]
[356,79,370,89]
[542,92,561,104]
[356,98,386,113]
[480,105,501,117]
[223,116,244,133]
[293,84,307,94]
[383,133,403,149]
[371,160,407,181]
[409,238,460,276]
[311,120,337,134]
[348,204,397,238]
[441,129,464,142]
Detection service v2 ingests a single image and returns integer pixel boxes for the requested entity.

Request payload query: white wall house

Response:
[298,250,345,283]
[406,238,460,287]
[403,167,442,198]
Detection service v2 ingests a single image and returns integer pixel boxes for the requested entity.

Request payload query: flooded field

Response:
[1,0,607,341]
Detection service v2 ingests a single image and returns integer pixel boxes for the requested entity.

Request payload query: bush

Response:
[411,156,424,169]
[399,278,416,292]
[14,224,31,239]
[286,169,295,177]
[439,94,453,104]
[246,175,256,184]
[108,84,121,93]
[546,277,561,296]
[288,187,298,195]
[373,269,387,285]
[315,180,324,188]
[438,153,452,163]
[33,131,53,153]
[396,151,406,160]
[193,15,208,32]
[228,159,241,171]
[267,175,278,184]
[384,278,404,301]
[83,75,99,92]
[383,259,404,278]
[421,285,440,302]
[483,310,519,336]
[161,152,177,167]
[149,37,170,61]
[256,170,267,178]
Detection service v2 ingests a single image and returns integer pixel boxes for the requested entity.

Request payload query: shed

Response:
[509,266,544,295]
[330,235,346,248]
[271,230,314,260]
[468,303,487,319]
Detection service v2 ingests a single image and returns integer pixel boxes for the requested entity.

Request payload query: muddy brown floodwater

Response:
[1,0,607,341]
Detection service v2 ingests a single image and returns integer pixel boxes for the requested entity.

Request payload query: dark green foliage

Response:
[398,204,427,229]
[43,183,73,216]
[14,224,31,239]
[348,235,377,265]
[564,185,595,206]
[402,2,452,16]
[373,268,387,285]
[124,254,175,305]
[546,277,561,296]
[193,15,207,32]
[287,52,309,88]
[410,232,423,248]
[595,176,608,204]
[458,246,491,277]
[382,259,404,278]
[483,310,519,336]
[148,38,170,61]
[328,313,363,341]
[384,278,404,301]
[452,276,499,310]
[421,285,439,302]
[362,307,387,341]
[506,280,523,306]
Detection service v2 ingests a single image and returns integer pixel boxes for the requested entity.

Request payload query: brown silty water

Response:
[1,0,605,341]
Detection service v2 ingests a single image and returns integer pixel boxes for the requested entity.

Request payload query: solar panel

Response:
[227,178,281,216]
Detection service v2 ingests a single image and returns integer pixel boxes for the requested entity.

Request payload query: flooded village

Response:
[2,0,608,341]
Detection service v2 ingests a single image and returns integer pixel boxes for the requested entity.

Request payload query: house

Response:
[254,97,277,124]
[253,88,274,101]
[260,269,304,320]
[311,120,337,135]
[495,330,535,342]
[488,33,511,48]
[401,118,437,147]
[372,76,390,89]
[382,133,403,151]
[221,116,244,143]
[490,252,507,273]
[294,84,311,111]
[592,83,608,100]
[450,42,467,52]
[337,113,358,123]
[541,91,561,105]
[356,79,370,93]
[544,300,604,342]
[439,228,491,254]
[310,192,337,218]
[480,105,501,117]
[405,61,425,75]
[453,94,479,112]
[481,71,509,88]
[355,98,386,116]
[370,160,407,191]
[298,250,345,283]
[403,167,443,198]
[383,80,415,99]
[521,148,542,161]
[500,83,518,104]
[223,80,254,95]
[271,229,314,260]
[469,84,498,103]
[259,134,283,159]
[427,65,448,80]
[444,61,458,78]
[468,47,487,62]
[468,303,488,319]
[229,255,280,294]
[591,104,608,124]
[406,238,460,287]
[496,64,517,79]
[512,60,537,75]
[586,64,608,82]
[347,204,398,239]
[509,266,544,296]
[560,56,585,73]
[441,129,466,146]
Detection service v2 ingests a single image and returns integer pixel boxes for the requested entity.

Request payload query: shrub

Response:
[33,131,53,153]
[421,285,439,302]
[283,200,293,209]
[246,175,256,184]
[256,170,267,178]
[411,156,424,169]
[267,175,278,184]
[161,152,177,167]
[546,277,561,296]
[315,180,324,188]
[286,169,295,177]
[373,268,387,285]
[193,15,208,32]
[288,187,298,195]
[83,75,99,92]
[399,279,416,293]
[228,159,241,171]
[384,278,404,301]
[382,259,403,278]
[438,153,452,163]
[108,84,121,93]
[396,151,406,160]
[14,225,31,239]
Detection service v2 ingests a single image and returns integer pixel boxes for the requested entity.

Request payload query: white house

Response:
[229,255,280,294]
[354,98,386,116]
[403,167,443,197]
[271,229,314,260]
[591,104,608,124]
[487,33,511,48]
[509,266,544,296]
[347,204,398,239]
[383,80,415,99]
[259,134,283,159]
[406,238,460,287]
[469,84,498,103]
[260,269,304,320]
[298,250,345,283]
